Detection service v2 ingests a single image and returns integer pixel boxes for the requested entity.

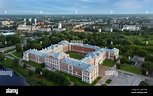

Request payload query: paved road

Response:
[0,46,15,52]
[95,65,152,86]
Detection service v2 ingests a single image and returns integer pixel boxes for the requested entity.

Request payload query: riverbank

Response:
[0,58,60,86]
[0,64,29,86]
[0,62,30,86]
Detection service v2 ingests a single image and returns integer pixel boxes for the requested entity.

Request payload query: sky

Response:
[0,0,153,14]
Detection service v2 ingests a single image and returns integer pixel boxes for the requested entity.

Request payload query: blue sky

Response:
[0,0,153,14]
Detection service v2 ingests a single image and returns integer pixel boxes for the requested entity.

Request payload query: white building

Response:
[34,18,37,25]
[53,22,66,32]
[1,31,16,36]
[24,18,26,25]
[29,18,32,22]
[17,25,32,31]
[122,25,140,31]
[58,22,62,29]
[38,28,51,32]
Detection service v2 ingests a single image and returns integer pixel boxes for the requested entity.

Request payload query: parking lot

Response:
[108,71,144,86]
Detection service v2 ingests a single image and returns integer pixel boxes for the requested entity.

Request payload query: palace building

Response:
[23,40,119,84]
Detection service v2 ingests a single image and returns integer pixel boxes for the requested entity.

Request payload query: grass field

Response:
[105,79,112,84]
[102,59,115,67]
[7,54,15,58]
[148,39,153,44]
[13,52,23,58]
[120,64,141,74]
[2,58,14,68]
[4,48,15,53]
[65,51,85,60]
[22,60,41,68]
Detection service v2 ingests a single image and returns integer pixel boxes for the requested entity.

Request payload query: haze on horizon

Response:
[0,0,153,15]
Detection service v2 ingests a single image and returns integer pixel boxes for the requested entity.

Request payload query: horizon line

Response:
[0,13,153,15]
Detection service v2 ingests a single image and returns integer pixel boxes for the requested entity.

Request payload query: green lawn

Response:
[6,54,15,58]
[120,64,141,74]
[4,48,15,53]
[148,39,153,44]
[91,77,101,86]
[2,57,28,76]
[101,83,108,86]
[2,58,14,68]
[65,51,85,60]
[105,79,112,84]
[13,52,23,58]
[102,59,115,67]
[59,71,89,86]
[22,60,41,68]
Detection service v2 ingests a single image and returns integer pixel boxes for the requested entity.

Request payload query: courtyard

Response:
[65,51,86,60]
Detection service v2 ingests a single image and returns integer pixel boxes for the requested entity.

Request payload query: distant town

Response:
[0,14,153,86]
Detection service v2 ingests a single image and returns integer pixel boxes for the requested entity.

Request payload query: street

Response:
[0,46,15,52]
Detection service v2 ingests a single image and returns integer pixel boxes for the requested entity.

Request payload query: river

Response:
[0,66,29,86]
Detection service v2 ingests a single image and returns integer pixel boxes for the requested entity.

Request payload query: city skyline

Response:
[0,0,153,15]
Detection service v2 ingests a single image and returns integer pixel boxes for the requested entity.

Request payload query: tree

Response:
[32,43,42,50]
[136,49,147,57]
[28,70,33,76]
[23,45,28,51]
[35,67,42,74]
[41,63,45,68]
[42,69,49,77]
[34,32,43,37]
[74,81,81,86]
[139,81,149,86]
[63,77,70,86]
[23,64,27,68]
[13,59,19,67]
[15,43,22,52]
[120,57,128,64]
[114,56,117,63]
[0,53,5,61]
[7,41,13,46]
[116,64,121,69]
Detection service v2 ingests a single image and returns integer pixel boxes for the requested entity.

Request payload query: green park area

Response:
[102,59,115,67]
[22,60,41,68]
[13,52,23,58]
[120,64,142,74]
[4,48,15,53]
[65,51,85,60]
